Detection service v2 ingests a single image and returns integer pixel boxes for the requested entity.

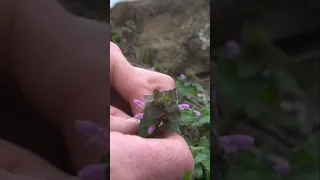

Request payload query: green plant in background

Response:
[212,24,319,179]
[176,71,211,180]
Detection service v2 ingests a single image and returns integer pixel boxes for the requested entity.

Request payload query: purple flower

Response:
[134,113,144,119]
[78,164,106,180]
[133,99,145,108]
[273,162,290,176]
[178,104,190,110]
[194,111,201,118]
[219,134,254,153]
[149,67,155,71]
[180,74,186,80]
[148,125,156,134]
[225,40,240,59]
[75,120,109,148]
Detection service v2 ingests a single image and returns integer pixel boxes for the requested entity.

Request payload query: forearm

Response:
[8,0,109,169]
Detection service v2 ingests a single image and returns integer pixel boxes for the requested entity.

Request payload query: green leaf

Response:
[145,106,163,119]
[195,83,206,93]
[164,102,179,113]
[192,114,210,127]
[202,159,210,172]
[194,165,203,179]
[167,112,180,123]
[198,137,210,148]
[138,120,150,138]
[143,95,154,102]
[163,87,179,101]
[153,89,162,100]
[181,110,196,125]
[163,120,181,134]
[194,153,208,165]
[183,170,192,180]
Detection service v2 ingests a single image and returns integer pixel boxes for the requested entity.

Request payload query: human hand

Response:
[110,106,194,180]
[110,42,176,115]
[110,42,194,179]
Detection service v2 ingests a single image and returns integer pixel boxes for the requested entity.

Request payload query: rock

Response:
[110,0,210,76]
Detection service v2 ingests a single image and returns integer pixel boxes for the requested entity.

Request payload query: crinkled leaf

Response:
[167,112,180,123]
[202,159,210,172]
[194,153,208,165]
[164,102,179,113]
[192,114,210,127]
[138,120,150,138]
[153,89,162,100]
[198,137,210,148]
[138,88,181,138]
[164,87,179,101]
[163,120,181,134]
[181,110,196,125]
[145,106,163,119]
[194,164,203,179]
[145,118,160,127]
[143,95,154,102]
[195,83,205,93]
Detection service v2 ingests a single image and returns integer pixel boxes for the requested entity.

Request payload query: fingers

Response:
[110,43,176,116]
[0,139,69,179]
[110,43,142,104]
[110,132,194,180]
[110,116,139,134]
[110,106,139,134]
[129,67,176,115]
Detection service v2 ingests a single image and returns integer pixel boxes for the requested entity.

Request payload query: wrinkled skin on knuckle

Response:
[138,138,194,180]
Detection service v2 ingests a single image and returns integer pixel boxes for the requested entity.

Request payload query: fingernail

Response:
[127,118,140,124]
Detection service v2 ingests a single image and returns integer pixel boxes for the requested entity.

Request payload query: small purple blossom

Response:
[78,164,106,180]
[133,99,145,108]
[273,162,290,176]
[149,67,155,71]
[194,111,201,118]
[178,104,190,110]
[75,120,109,148]
[225,40,240,59]
[219,134,254,153]
[134,113,144,119]
[148,125,156,134]
[180,74,186,80]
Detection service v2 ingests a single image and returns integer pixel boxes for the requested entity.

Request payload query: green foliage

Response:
[213,24,318,179]
[138,89,182,138]
[177,72,210,180]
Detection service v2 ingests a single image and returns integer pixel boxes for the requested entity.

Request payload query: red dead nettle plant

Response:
[75,88,193,180]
